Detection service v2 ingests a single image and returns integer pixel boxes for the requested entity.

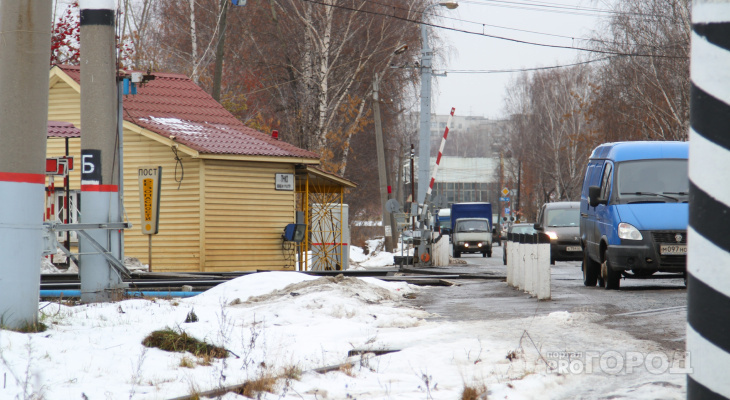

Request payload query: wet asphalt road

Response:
[406,243,687,353]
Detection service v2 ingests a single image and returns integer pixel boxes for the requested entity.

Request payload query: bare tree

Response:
[502,66,596,219]
[589,0,690,141]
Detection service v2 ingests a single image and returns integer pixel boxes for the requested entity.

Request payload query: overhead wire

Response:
[359,0,682,49]
[302,0,688,60]
[443,56,613,73]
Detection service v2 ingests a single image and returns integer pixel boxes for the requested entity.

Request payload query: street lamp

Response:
[417,1,458,211]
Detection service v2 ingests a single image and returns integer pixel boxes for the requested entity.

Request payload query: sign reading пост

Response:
[138,167,162,235]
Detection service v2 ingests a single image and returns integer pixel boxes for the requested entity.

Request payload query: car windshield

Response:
[511,225,535,234]
[456,220,489,232]
[617,159,688,203]
[546,209,579,227]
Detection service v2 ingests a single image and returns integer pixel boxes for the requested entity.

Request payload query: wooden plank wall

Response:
[122,133,202,272]
[204,160,297,271]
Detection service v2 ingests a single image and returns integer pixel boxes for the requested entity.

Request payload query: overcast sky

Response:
[431,0,609,119]
[54,0,610,121]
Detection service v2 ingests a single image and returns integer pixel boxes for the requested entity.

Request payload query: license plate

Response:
[566,246,581,252]
[660,244,687,255]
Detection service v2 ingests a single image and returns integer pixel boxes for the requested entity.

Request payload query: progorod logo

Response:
[546,350,692,375]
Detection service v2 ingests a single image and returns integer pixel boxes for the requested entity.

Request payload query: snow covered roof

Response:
[53,65,319,160]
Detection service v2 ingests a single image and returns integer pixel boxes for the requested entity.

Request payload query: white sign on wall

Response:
[275,173,295,191]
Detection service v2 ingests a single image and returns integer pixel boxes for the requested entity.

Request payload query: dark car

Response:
[492,215,502,246]
[534,201,582,264]
[502,223,537,265]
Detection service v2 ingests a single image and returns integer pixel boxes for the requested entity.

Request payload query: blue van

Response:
[579,141,689,289]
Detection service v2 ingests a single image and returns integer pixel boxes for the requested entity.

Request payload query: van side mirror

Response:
[533,222,541,231]
[588,185,604,207]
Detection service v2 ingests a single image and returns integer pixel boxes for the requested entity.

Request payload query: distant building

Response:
[400,114,508,208]
[429,114,509,158]
[405,156,499,207]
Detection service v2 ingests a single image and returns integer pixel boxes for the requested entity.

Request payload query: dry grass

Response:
[339,363,355,377]
[282,365,302,381]
[2,321,48,333]
[142,328,227,359]
[461,383,487,400]
[235,374,278,398]
[179,356,196,368]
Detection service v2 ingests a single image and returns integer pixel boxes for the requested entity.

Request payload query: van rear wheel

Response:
[582,252,600,287]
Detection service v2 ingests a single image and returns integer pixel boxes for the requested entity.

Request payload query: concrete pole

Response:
[0,0,52,330]
[687,1,730,397]
[417,20,433,207]
[79,0,125,303]
[373,74,394,252]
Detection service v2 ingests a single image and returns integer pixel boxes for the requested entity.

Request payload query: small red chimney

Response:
[272,130,279,140]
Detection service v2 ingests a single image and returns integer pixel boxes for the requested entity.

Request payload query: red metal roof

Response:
[48,120,80,138]
[56,65,319,159]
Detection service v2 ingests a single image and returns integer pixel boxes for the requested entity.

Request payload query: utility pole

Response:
[79,0,126,303]
[418,2,458,207]
[687,1,730,398]
[0,0,52,330]
[212,0,229,102]
[417,20,433,209]
[373,74,396,251]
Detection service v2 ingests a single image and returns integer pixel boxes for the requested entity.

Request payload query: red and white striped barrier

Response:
[425,107,455,200]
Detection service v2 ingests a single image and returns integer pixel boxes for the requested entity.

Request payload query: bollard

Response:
[524,234,534,295]
[536,232,551,300]
[518,233,527,290]
[532,234,540,295]
[506,232,513,286]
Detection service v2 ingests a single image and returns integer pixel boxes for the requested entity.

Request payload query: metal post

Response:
[410,144,416,232]
[373,74,394,251]
[65,138,71,253]
[687,1,730,397]
[117,80,125,262]
[148,235,152,272]
[79,0,125,303]
[0,0,52,330]
[417,19,433,207]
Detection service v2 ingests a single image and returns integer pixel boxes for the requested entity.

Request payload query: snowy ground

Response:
[3,244,686,399]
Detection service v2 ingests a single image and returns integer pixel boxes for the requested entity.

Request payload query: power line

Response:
[360,0,675,49]
[302,0,688,60]
[442,56,613,73]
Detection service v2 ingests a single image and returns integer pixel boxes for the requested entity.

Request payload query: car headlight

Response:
[618,223,643,240]
[477,242,483,247]
[545,231,558,240]
[464,243,469,248]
